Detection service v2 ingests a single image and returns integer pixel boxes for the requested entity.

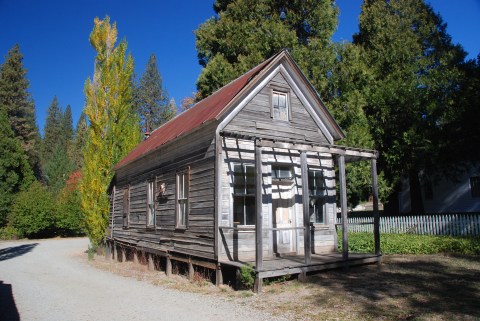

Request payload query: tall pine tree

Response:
[81,16,141,246]
[135,53,172,133]
[0,44,41,177]
[195,0,338,100]
[0,108,34,226]
[70,111,87,170]
[353,0,466,212]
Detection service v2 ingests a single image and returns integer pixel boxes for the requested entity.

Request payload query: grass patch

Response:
[338,231,480,255]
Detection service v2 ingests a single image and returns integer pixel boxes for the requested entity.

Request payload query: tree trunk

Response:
[409,170,424,214]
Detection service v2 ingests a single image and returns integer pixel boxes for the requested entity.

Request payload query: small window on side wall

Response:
[471,176,480,198]
[176,168,190,228]
[123,187,129,228]
[271,91,289,121]
[147,180,155,227]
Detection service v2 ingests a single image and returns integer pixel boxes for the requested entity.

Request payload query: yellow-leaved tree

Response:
[80,16,141,246]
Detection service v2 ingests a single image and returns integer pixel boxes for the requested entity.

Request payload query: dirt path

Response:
[0,238,281,321]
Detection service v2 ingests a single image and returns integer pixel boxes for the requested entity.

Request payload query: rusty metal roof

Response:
[114,54,275,170]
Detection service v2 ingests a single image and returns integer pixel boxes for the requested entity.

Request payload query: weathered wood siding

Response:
[219,137,337,261]
[224,71,329,144]
[109,124,217,260]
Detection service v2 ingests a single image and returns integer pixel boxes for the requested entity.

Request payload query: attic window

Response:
[271,91,289,121]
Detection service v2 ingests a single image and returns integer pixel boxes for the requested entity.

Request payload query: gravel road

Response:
[0,238,281,321]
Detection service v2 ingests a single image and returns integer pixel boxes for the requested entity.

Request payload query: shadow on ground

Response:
[309,255,480,319]
[0,243,38,261]
[0,281,20,321]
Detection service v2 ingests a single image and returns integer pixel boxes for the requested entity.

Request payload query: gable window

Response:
[147,181,155,227]
[471,176,480,198]
[308,169,325,224]
[176,169,189,228]
[233,164,255,225]
[272,91,289,121]
[122,187,129,228]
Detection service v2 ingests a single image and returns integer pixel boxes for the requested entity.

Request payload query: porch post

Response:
[371,158,381,255]
[338,155,349,261]
[300,151,311,264]
[255,142,263,271]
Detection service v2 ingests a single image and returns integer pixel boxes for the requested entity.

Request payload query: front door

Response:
[272,166,296,255]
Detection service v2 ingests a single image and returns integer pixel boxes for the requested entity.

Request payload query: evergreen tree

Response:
[42,96,62,163]
[195,0,338,99]
[136,53,171,133]
[44,144,73,194]
[70,111,87,169]
[0,108,34,226]
[63,104,74,149]
[353,0,466,212]
[0,44,41,177]
[81,16,141,246]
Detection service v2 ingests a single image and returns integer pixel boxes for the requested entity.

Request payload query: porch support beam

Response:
[338,155,349,261]
[255,142,263,271]
[371,158,381,255]
[300,151,312,264]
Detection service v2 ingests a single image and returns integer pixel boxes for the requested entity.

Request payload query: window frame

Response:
[270,87,291,121]
[470,176,480,198]
[176,168,190,229]
[146,180,156,228]
[122,186,130,229]
[232,163,256,226]
[308,168,326,225]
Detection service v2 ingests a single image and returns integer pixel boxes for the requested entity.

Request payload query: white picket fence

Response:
[336,213,480,236]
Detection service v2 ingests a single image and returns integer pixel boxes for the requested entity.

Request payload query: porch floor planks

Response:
[220,253,382,279]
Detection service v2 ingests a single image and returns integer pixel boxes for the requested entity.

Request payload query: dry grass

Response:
[88,254,480,320]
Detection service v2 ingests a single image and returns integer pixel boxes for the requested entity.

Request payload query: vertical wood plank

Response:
[338,155,348,260]
[188,259,194,280]
[255,143,263,271]
[370,158,380,255]
[166,256,172,277]
[148,253,155,271]
[301,151,311,264]
[216,263,223,287]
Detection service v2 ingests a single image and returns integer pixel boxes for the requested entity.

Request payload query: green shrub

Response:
[56,188,85,236]
[338,231,480,255]
[239,264,255,289]
[8,181,57,238]
[0,225,20,240]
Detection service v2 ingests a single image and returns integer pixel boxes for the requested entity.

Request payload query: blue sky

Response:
[1,0,479,134]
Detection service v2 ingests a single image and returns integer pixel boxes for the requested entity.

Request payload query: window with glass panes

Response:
[308,169,325,224]
[233,164,255,225]
[176,169,189,228]
[272,91,288,121]
[147,181,155,226]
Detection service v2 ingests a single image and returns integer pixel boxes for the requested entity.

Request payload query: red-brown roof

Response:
[115,55,276,170]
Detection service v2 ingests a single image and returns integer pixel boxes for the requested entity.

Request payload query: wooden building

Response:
[106,50,381,291]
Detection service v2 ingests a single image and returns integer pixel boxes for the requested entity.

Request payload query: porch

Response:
[220,252,382,280]
[216,132,382,292]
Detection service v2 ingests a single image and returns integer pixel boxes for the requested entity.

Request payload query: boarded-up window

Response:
[123,187,129,228]
[176,168,189,228]
[471,177,480,198]
[233,164,255,225]
[147,181,155,227]
[308,169,325,224]
[272,91,289,121]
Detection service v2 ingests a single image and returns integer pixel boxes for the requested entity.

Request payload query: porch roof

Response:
[220,130,379,162]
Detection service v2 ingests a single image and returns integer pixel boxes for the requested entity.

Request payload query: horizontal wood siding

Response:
[224,71,328,144]
[110,124,217,260]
